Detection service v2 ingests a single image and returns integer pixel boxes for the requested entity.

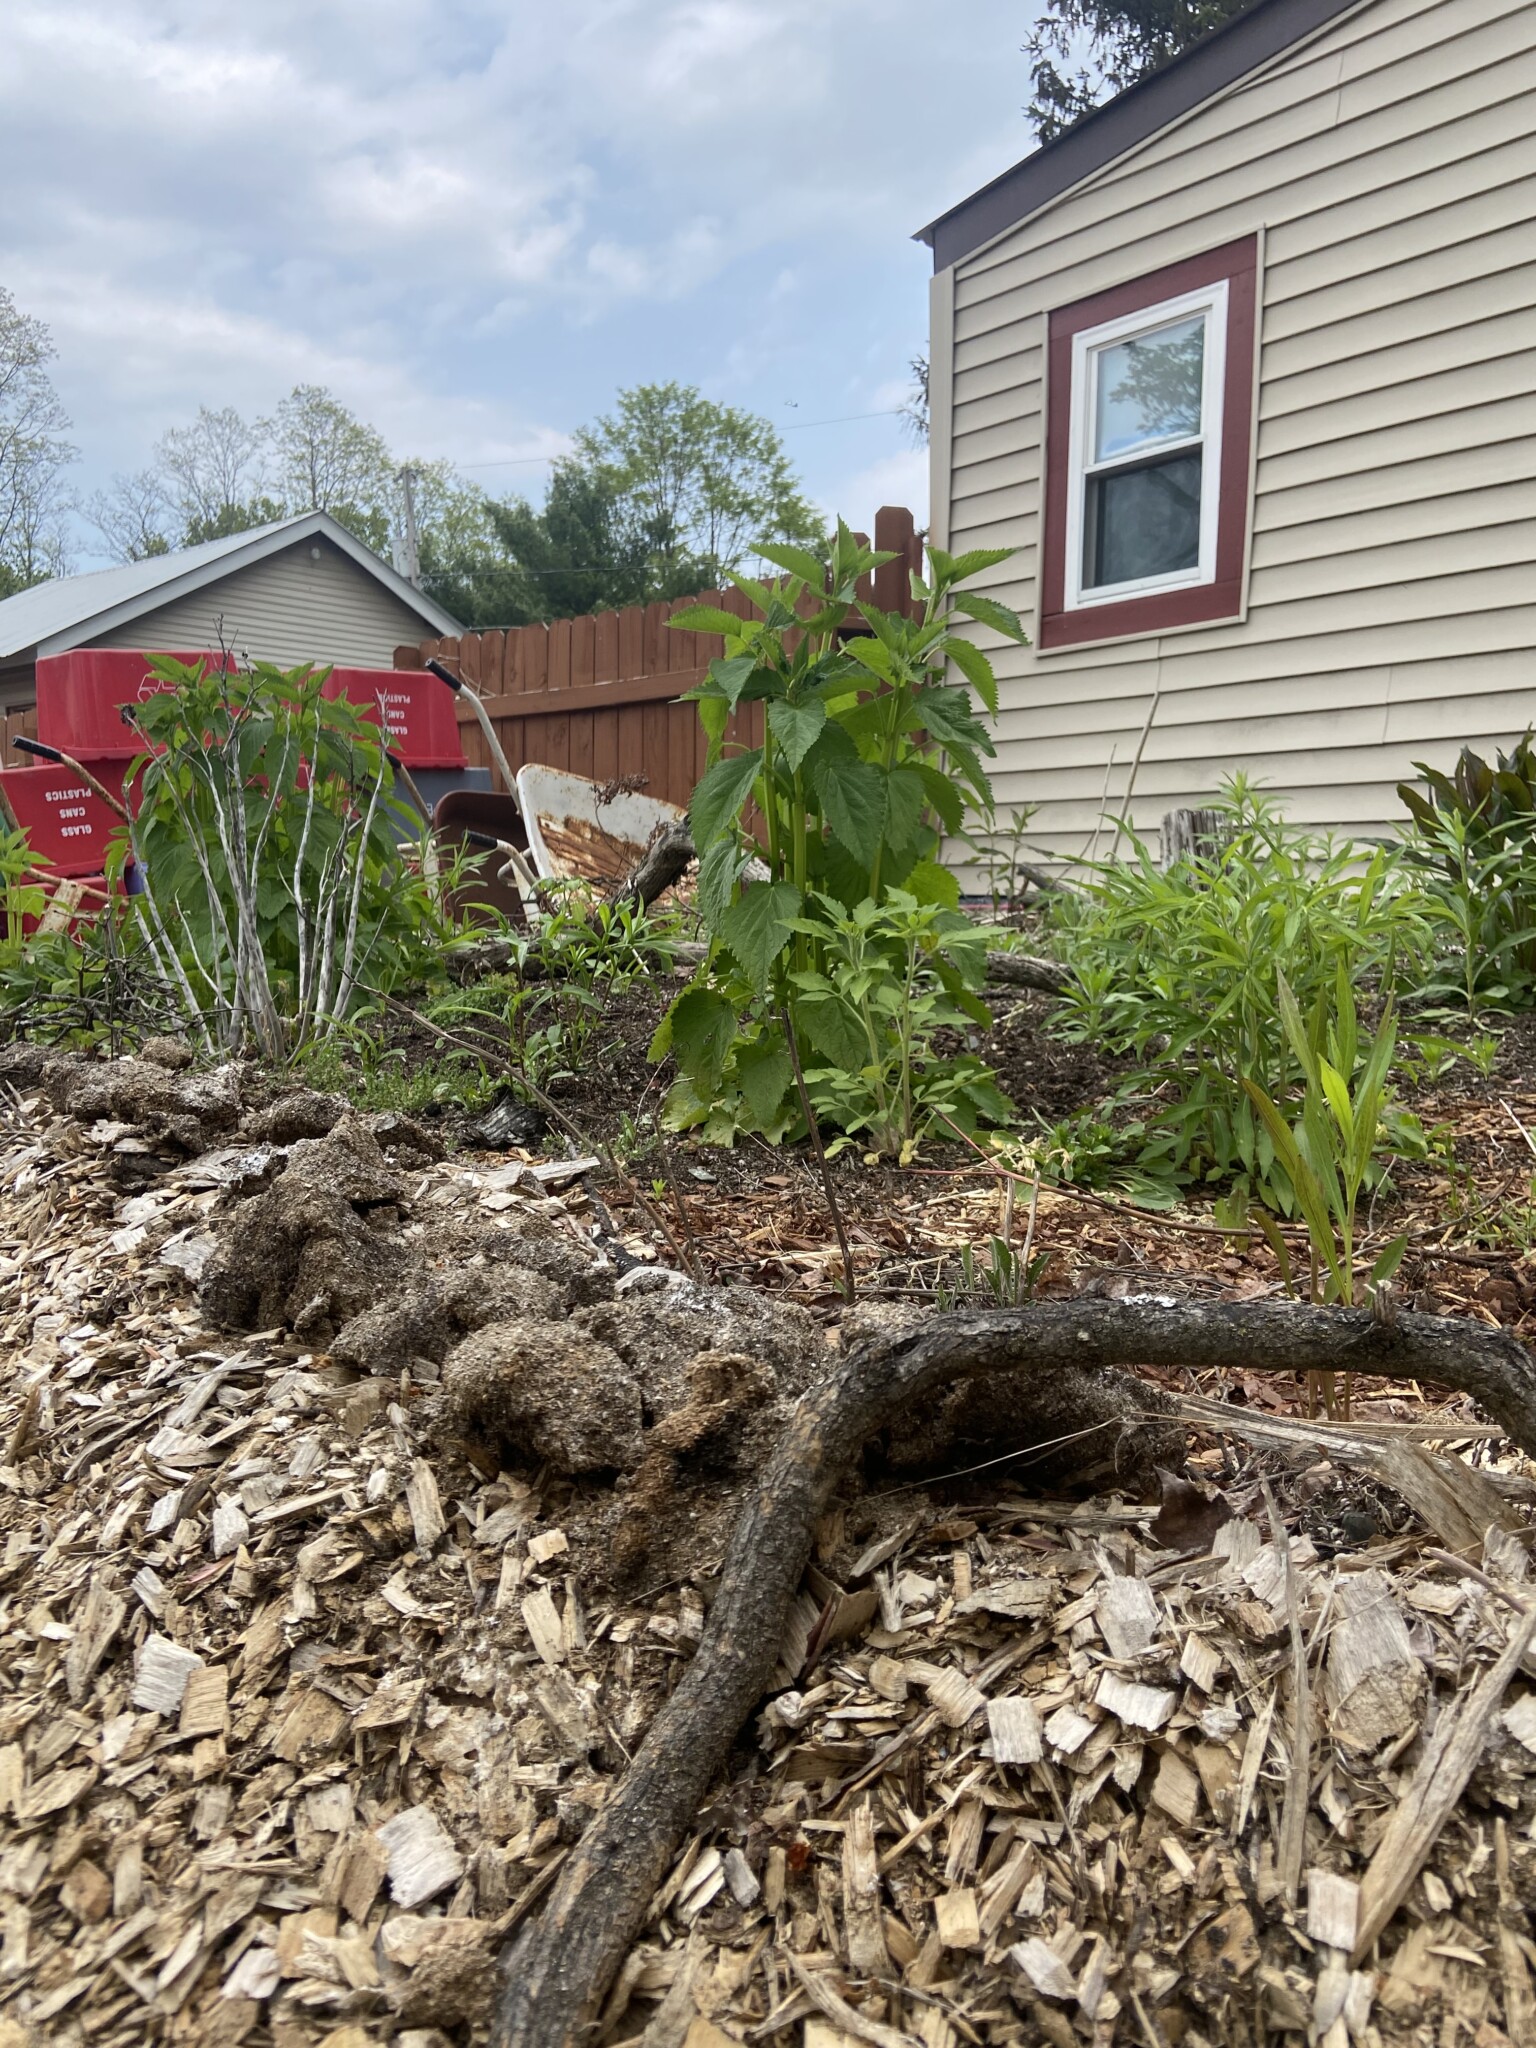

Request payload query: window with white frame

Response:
[1063,281,1228,610]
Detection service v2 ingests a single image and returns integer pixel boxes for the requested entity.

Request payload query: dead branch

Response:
[491,1297,1536,2044]
[983,949,1072,995]
[612,819,697,910]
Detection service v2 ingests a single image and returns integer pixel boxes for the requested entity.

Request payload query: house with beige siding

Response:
[919,0,1536,859]
[0,512,461,761]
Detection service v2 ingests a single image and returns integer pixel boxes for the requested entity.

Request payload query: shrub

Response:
[128,655,457,1055]
[1050,781,1431,1208]
[650,522,1026,1151]
[1397,732,1536,1016]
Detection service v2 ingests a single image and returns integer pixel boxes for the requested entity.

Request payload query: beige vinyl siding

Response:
[84,539,434,670]
[935,0,1536,857]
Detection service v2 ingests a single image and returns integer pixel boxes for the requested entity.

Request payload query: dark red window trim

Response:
[1039,235,1258,650]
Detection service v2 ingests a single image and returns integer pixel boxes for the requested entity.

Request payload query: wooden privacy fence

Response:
[395,504,924,810]
[2,708,39,770]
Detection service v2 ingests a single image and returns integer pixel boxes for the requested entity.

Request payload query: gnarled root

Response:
[491,1298,1536,2046]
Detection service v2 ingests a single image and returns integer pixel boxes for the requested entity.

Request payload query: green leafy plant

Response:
[955,794,1043,919]
[950,1233,1052,1310]
[652,522,1026,1150]
[431,884,680,1093]
[1051,779,1431,1207]
[1241,971,1407,1307]
[1398,733,1536,1017]
[0,826,47,949]
[127,655,457,1056]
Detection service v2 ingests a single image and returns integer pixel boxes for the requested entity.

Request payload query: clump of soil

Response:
[197,1113,415,1339]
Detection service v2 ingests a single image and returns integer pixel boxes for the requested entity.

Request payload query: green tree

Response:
[0,285,76,593]
[573,382,821,597]
[265,385,396,552]
[1025,2,1249,141]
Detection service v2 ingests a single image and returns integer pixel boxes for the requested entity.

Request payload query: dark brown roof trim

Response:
[918,0,1370,271]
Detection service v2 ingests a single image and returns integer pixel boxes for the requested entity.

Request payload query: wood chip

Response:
[842,1803,890,1974]
[1011,1936,1077,2001]
[1150,1748,1201,1826]
[1307,1870,1360,1952]
[1096,1574,1162,1659]
[522,1586,565,1667]
[923,1667,986,1728]
[1179,1630,1222,1694]
[1096,1670,1177,1731]
[1326,1568,1426,1753]
[178,1665,228,1741]
[375,1805,465,1910]
[130,1633,203,1715]
[405,1460,445,1550]
[934,1888,981,1950]
[988,1695,1045,1765]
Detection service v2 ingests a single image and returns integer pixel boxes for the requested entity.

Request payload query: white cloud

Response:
[0,0,1036,558]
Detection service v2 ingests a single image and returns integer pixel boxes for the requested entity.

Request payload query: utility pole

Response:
[394,465,421,587]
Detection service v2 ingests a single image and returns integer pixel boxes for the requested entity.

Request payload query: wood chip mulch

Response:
[1,1085,1535,2048]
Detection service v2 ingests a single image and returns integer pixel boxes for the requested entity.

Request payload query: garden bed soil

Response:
[1,1056,1535,2045]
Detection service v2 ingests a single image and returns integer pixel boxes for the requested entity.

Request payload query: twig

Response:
[780,1005,855,1304]
[1109,684,1161,859]
[1262,1476,1310,1906]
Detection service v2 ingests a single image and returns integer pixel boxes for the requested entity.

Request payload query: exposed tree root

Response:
[491,1298,1536,2046]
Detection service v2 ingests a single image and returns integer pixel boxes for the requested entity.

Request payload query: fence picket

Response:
[401,506,921,804]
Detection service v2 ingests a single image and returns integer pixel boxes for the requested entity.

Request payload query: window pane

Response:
[1093,315,1205,461]
[1084,451,1202,589]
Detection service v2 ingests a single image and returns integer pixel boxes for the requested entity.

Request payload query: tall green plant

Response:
[1052,780,1431,1206]
[1242,971,1407,1306]
[651,523,1027,1148]
[129,656,454,1055]
[1398,734,1536,1016]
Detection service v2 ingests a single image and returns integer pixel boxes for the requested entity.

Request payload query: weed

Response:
[1242,972,1407,1306]
[1051,780,1430,1208]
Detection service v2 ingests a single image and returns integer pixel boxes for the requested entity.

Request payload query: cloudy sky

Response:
[2,1,1042,566]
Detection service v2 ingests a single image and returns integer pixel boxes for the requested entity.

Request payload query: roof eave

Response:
[32,512,463,657]
[917,0,1372,271]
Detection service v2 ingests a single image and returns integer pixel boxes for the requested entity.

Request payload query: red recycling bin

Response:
[0,764,128,878]
[35,648,235,758]
[320,668,465,768]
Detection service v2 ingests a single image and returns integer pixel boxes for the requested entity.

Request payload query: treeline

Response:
[0,283,824,628]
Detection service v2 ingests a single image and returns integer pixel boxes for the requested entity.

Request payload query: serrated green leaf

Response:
[884,766,927,856]
[767,698,827,772]
[695,836,742,930]
[756,542,828,588]
[792,988,868,1074]
[904,858,961,909]
[913,761,966,836]
[668,605,745,636]
[718,879,801,992]
[944,633,1000,717]
[689,748,762,846]
[913,685,995,754]
[945,547,1015,584]
[810,750,886,866]
[735,1035,794,1125]
[951,592,1029,643]
[707,654,758,708]
[659,985,739,1091]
